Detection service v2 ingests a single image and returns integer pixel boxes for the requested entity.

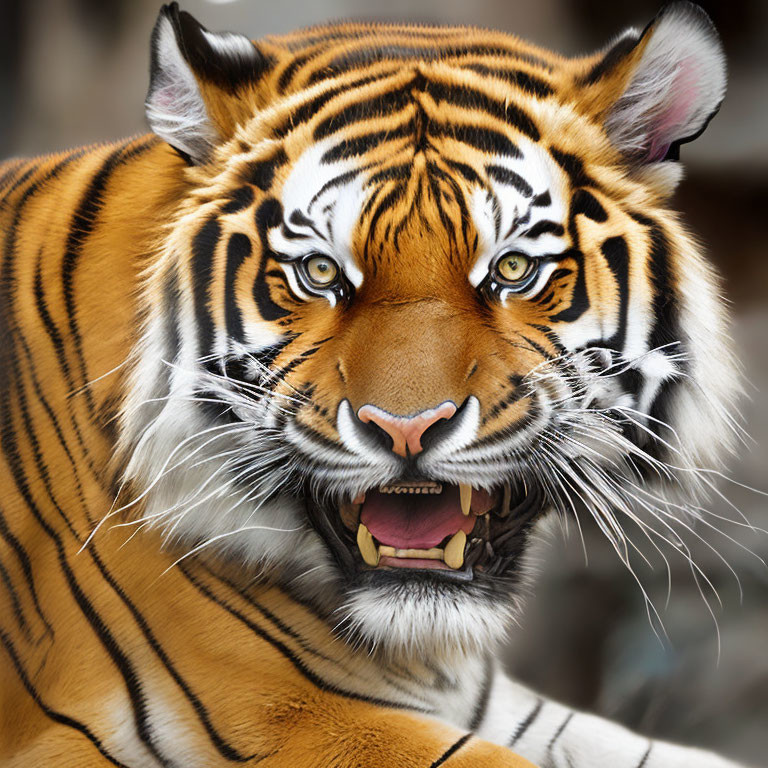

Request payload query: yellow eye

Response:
[496,252,532,283]
[304,255,339,287]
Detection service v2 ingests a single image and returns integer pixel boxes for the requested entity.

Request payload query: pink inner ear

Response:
[154,85,181,110]
[646,57,700,161]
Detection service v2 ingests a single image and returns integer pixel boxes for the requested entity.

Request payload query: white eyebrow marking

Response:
[270,139,365,289]
[469,140,569,287]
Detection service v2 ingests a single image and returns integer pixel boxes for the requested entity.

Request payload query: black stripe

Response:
[0,159,28,193]
[521,220,564,239]
[443,159,483,186]
[0,152,102,488]
[425,81,539,141]
[313,86,412,140]
[253,199,291,321]
[203,565,341,667]
[17,332,87,502]
[191,217,222,354]
[32,256,102,483]
[0,163,38,201]
[221,185,255,214]
[316,41,552,75]
[272,73,388,138]
[83,548,255,763]
[322,120,414,163]
[426,161,473,254]
[636,742,653,768]
[277,51,312,92]
[0,410,172,766]
[0,556,32,641]
[0,629,132,768]
[249,335,296,378]
[310,168,364,209]
[461,63,554,97]
[179,563,420,712]
[61,140,153,417]
[602,236,630,351]
[532,191,551,207]
[550,148,595,189]
[509,698,543,746]
[580,33,639,85]
[5,344,80,539]
[547,712,573,751]
[571,188,607,222]
[0,512,53,638]
[224,233,252,343]
[467,657,494,731]
[428,733,473,768]
[486,164,533,197]
[646,222,680,354]
[245,148,288,191]
[365,184,405,247]
[432,122,521,160]
[263,344,321,392]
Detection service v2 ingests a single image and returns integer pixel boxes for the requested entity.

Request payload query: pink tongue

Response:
[360,486,479,549]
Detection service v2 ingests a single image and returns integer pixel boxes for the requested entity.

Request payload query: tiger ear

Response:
[577,2,726,192]
[145,3,270,164]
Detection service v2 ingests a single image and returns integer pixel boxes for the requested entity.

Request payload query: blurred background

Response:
[1,0,765,764]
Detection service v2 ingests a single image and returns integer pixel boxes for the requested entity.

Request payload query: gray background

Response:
[1,0,765,764]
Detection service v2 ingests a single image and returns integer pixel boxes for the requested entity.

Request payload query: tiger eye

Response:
[305,255,339,287]
[496,253,531,283]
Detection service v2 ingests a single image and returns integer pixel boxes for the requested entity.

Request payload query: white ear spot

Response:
[145,14,216,164]
[201,29,258,62]
[605,2,726,163]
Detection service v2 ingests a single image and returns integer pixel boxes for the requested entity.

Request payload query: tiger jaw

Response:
[307,479,543,584]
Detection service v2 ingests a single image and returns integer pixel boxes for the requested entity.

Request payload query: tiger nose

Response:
[357,401,458,457]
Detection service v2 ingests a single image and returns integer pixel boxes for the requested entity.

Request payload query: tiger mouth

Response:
[306,480,543,583]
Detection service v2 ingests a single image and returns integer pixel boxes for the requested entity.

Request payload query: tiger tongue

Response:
[360,486,481,550]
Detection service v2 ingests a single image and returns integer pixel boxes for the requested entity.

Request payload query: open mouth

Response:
[306,479,543,583]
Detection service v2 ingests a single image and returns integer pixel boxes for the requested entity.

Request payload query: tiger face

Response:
[120,3,736,655]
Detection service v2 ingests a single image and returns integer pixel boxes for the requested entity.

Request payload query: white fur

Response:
[268,139,366,295]
[468,140,569,287]
[145,15,216,164]
[606,5,726,161]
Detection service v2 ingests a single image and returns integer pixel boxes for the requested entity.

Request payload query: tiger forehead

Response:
[259,20,561,95]
[265,64,568,283]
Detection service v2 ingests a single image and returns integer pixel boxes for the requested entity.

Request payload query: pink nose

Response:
[357,401,458,457]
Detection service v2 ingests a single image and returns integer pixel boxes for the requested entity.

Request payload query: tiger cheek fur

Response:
[0,3,747,767]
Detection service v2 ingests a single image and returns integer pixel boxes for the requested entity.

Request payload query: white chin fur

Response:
[337,581,519,659]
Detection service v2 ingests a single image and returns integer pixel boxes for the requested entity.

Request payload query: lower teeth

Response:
[355,524,467,570]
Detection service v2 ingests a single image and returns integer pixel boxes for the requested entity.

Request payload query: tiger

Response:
[0,1,751,766]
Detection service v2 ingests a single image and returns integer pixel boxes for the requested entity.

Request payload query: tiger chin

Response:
[0,2,751,767]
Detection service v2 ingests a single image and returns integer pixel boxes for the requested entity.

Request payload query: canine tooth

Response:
[357,523,379,566]
[443,530,466,569]
[459,484,472,516]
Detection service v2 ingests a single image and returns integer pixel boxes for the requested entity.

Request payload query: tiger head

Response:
[119,2,737,657]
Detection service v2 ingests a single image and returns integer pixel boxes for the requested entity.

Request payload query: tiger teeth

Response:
[380,482,442,495]
[378,545,443,560]
[459,484,472,516]
[443,530,467,569]
[357,523,380,566]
